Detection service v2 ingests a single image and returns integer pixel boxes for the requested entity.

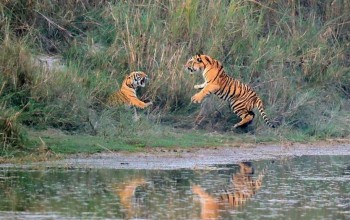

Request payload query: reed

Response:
[0,0,349,154]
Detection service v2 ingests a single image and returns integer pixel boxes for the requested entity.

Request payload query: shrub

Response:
[0,0,349,143]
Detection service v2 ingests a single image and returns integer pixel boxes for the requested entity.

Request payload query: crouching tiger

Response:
[107,71,152,109]
[185,54,275,128]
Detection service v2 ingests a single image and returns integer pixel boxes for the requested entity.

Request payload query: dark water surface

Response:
[0,155,349,219]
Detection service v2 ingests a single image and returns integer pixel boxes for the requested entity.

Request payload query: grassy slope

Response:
[1,0,350,157]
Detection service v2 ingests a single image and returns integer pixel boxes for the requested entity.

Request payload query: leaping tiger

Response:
[185,54,275,128]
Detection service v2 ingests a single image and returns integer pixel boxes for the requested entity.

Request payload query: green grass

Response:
[27,126,240,155]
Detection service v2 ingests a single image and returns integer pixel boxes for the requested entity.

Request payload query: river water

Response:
[0,155,349,219]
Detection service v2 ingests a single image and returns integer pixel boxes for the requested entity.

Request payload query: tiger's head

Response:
[125,71,149,88]
[184,54,213,74]
[239,162,254,175]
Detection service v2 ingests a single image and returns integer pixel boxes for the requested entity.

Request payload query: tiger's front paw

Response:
[138,102,152,109]
[191,94,202,103]
[142,101,153,108]
[194,85,202,90]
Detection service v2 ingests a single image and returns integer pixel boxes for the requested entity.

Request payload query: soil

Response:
[44,140,350,170]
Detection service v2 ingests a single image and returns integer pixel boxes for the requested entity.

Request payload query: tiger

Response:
[192,162,267,219]
[112,178,146,219]
[218,162,265,207]
[185,54,275,128]
[107,71,152,109]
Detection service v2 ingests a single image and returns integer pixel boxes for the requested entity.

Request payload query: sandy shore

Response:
[1,141,349,170]
[43,141,350,170]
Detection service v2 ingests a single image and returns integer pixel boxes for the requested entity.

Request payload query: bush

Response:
[0,0,349,144]
[0,107,26,154]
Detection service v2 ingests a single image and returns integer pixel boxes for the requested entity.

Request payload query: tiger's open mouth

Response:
[187,67,194,72]
[139,77,148,87]
[186,66,200,74]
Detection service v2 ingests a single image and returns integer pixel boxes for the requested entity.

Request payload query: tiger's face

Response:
[184,54,206,74]
[127,71,149,88]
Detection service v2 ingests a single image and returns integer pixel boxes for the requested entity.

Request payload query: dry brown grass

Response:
[0,0,349,155]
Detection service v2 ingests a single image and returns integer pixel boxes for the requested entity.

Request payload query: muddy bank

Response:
[1,141,349,170]
[40,142,350,170]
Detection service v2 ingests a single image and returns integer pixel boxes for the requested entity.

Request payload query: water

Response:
[0,155,349,219]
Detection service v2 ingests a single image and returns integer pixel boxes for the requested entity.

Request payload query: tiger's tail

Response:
[256,98,275,128]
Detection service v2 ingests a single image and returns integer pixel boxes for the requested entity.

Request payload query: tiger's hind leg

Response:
[233,111,255,128]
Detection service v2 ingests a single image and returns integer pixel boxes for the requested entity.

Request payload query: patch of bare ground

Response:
[29,139,350,170]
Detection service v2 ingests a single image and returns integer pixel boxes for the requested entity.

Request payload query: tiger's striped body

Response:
[185,54,275,128]
[218,162,265,207]
[107,71,152,109]
[192,162,267,219]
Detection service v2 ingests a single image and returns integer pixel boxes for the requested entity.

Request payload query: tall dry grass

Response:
[0,0,349,152]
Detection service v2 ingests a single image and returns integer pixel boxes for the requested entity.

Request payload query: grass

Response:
[0,0,350,159]
[28,128,283,156]
[28,128,227,154]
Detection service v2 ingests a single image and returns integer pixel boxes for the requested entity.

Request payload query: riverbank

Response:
[2,140,349,170]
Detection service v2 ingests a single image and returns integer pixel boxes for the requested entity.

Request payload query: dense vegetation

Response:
[1,0,349,156]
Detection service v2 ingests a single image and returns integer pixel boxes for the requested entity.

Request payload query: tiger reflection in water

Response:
[192,162,266,220]
[113,178,146,220]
